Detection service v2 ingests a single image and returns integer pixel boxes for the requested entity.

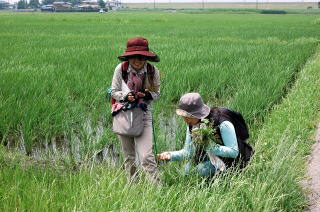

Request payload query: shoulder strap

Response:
[146,63,155,87]
[146,63,155,74]
[110,61,129,105]
[121,61,129,83]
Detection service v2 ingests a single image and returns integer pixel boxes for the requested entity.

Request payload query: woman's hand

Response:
[137,89,150,98]
[157,152,171,161]
[137,92,145,98]
[127,94,135,102]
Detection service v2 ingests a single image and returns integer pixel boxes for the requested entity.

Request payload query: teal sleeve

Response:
[206,121,239,158]
[170,126,194,161]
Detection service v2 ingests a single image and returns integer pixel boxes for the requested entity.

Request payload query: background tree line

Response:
[17,0,106,9]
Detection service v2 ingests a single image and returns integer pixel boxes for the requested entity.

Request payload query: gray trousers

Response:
[118,111,160,184]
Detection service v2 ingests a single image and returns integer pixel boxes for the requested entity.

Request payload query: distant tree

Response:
[17,0,27,9]
[98,0,105,8]
[41,0,54,5]
[29,0,39,8]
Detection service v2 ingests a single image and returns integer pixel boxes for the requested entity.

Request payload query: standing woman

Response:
[111,37,161,184]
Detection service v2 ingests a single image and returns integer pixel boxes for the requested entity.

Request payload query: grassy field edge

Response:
[251,45,320,210]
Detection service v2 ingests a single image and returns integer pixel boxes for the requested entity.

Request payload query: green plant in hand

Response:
[191,119,223,147]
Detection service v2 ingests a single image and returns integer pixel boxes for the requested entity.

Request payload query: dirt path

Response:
[306,123,320,212]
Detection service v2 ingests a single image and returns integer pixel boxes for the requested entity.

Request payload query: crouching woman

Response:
[157,93,253,177]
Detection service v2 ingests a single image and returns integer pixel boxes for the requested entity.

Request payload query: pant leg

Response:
[118,135,137,178]
[183,162,192,176]
[135,111,161,184]
[196,160,216,177]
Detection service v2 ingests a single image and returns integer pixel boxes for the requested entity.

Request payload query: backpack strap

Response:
[146,63,155,84]
[110,61,130,105]
[121,61,130,83]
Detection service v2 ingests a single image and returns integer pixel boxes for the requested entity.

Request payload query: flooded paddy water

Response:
[2,114,184,168]
[3,117,120,166]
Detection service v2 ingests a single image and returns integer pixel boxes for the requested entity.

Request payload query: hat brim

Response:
[176,109,198,118]
[176,105,211,119]
[118,51,160,62]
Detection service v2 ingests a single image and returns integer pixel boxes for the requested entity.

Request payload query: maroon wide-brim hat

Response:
[118,37,160,62]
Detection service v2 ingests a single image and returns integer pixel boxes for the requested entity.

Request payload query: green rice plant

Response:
[1,41,319,212]
[313,18,320,25]
[0,12,319,157]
